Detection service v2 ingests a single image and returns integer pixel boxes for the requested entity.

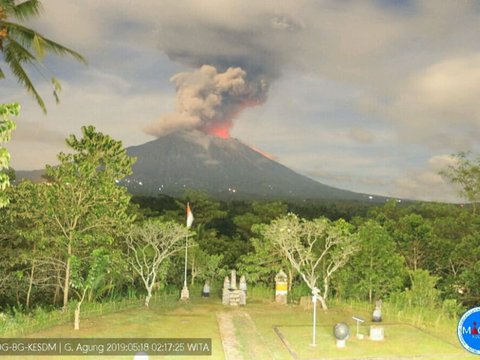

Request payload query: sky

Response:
[2,0,480,202]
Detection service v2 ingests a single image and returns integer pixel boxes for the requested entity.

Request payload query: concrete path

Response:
[217,310,273,360]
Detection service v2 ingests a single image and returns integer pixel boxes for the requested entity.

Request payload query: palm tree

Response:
[0,0,86,112]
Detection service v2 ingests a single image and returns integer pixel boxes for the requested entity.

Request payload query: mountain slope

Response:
[121,130,375,201]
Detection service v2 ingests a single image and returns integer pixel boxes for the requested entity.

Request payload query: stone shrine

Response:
[222,270,247,306]
[275,270,288,304]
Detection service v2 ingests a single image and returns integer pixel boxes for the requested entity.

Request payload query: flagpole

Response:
[184,232,188,289]
[180,226,190,300]
[181,202,192,301]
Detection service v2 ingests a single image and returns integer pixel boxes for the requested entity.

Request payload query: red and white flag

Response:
[186,202,194,229]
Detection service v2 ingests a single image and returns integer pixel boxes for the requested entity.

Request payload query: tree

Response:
[0,102,18,208]
[394,269,440,309]
[393,214,432,272]
[458,259,480,306]
[238,228,296,290]
[261,214,358,309]
[0,0,86,112]
[126,220,189,307]
[2,180,66,308]
[233,201,287,239]
[336,220,406,302]
[17,126,136,309]
[188,244,224,285]
[70,248,109,330]
[173,189,227,227]
[440,152,480,214]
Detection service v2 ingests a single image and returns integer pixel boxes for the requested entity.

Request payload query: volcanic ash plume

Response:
[144,65,269,138]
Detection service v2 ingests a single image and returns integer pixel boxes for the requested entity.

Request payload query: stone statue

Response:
[239,275,247,293]
[202,281,210,297]
[372,299,382,322]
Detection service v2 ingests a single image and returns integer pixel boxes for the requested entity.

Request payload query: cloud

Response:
[427,154,458,171]
[348,128,375,144]
[11,123,65,144]
[392,154,461,202]
[386,54,480,150]
[7,73,174,170]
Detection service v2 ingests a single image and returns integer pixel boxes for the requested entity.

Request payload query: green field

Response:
[1,296,476,360]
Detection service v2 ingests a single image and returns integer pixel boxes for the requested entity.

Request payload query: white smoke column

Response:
[144,65,268,138]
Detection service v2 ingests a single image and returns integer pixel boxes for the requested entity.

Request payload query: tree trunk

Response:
[413,241,418,272]
[53,269,62,305]
[26,260,35,310]
[145,289,152,307]
[74,302,81,330]
[318,295,328,310]
[369,255,373,303]
[15,287,20,307]
[53,285,60,305]
[63,242,72,309]
[287,268,293,292]
[87,287,93,303]
[322,279,330,304]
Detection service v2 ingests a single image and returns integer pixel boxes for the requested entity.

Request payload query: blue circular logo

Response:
[458,307,480,354]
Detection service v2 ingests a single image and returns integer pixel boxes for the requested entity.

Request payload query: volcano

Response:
[120,130,376,201]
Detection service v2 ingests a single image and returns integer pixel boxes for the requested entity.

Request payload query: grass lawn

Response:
[243,300,476,360]
[0,294,476,360]
[3,297,225,360]
[276,324,474,359]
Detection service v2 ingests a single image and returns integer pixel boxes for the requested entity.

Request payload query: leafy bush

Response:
[391,270,440,308]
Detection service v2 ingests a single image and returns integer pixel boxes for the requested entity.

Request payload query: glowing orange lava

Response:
[203,121,233,139]
[210,127,230,139]
[248,145,277,161]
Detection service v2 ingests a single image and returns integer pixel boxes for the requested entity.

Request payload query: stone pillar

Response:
[230,270,237,289]
[275,270,288,304]
[222,276,230,305]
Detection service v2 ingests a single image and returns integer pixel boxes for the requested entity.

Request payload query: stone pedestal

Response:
[180,286,189,301]
[229,291,240,306]
[370,325,385,341]
[222,288,230,305]
[239,290,246,306]
[336,339,346,348]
